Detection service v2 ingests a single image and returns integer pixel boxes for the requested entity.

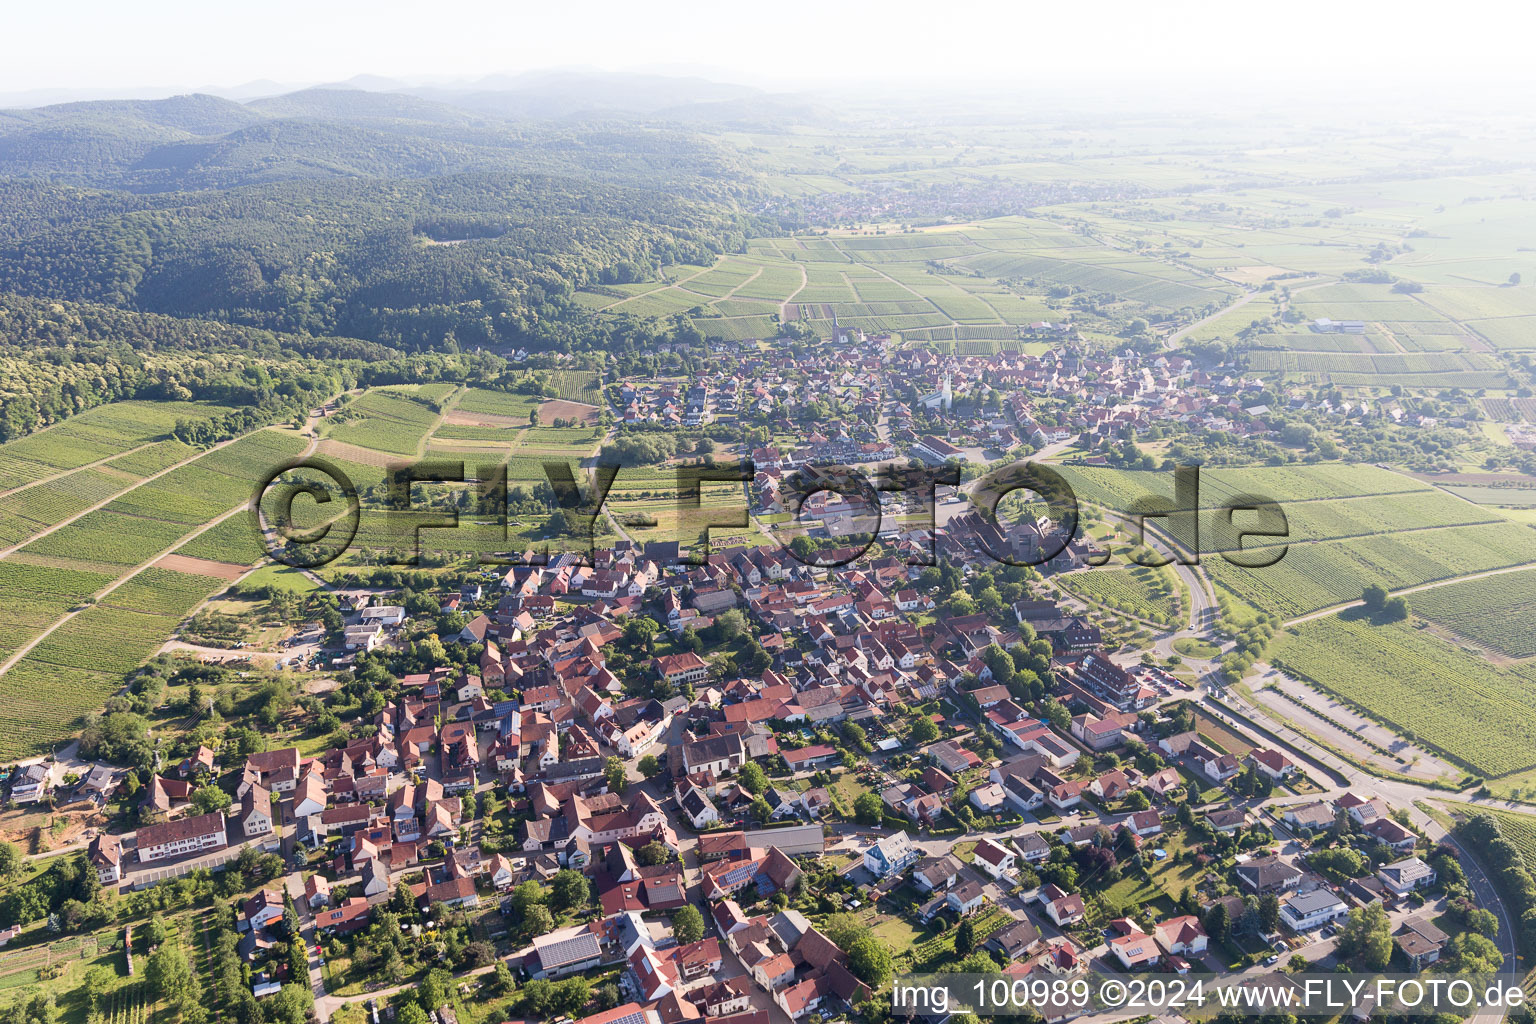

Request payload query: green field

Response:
[1056,564,1183,625]
[1272,616,1536,777]
[0,400,236,490]
[327,389,444,455]
[1208,522,1536,620]
[0,428,309,754]
[20,430,310,569]
[0,565,228,757]
[1408,568,1536,659]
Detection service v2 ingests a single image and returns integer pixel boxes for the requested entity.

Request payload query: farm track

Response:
[781,260,810,313]
[415,384,464,459]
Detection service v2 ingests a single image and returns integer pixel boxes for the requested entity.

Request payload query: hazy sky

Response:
[5,0,1528,97]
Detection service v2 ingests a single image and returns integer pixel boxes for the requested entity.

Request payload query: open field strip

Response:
[0,428,281,562]
[0,426,314,754]
[0,399,237,490]
[1272,615,1536,779]
[0,437,162,499]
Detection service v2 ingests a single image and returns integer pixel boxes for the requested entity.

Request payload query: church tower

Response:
[942,370,953,411]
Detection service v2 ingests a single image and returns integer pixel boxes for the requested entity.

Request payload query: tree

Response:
[519,979,554,1018]
[552,977,591,1017]
[714,608,748,644]
[0,840,19,878]
[511,881,547,917]
[523,904,555,939]
[1336,904,1392,970]
[266,985,309,1024]
[738,761,768,794]
[636,841,670,866]
[638,754,662,779]
[491,962,516,997]
[1202,902,1230,942]
[391,879,416,915]
[853,791,884,826]
[143,915,170,950]
[672,904,705,945]
[552,869,589,914]
[1446,931,1503,974]
[1258,894,1280,933]
[749,797,773,823]
[954,918,977,954]
[847,935,894,987]
[459,941,495,969]
[954,950,1001,974]
[821,913,864,951]
[604,755,628,795]
[81,966,115,1010]
[624,617,660,650]
[909,715,940,745]
[418,970,451,1013]
[146,945,193,1005]
[397,1003,430,1024]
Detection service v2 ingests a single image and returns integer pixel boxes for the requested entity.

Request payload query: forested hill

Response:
[0,89,756,194]
[0,87,772,353]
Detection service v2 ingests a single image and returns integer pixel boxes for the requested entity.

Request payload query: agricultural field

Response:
[597,217,1245,346]
[1473,809,1536,865]
[515,426,602,453]
[0,468,130,548]
[326,388,445,455]
[1056,563,1184,625]
[0,561,115,665]
[18,429,309,570]
[1407,568,1536,659]
[0,565,226,756]
[1271,615,1536,778]
[1208,521,1536,620]
[453,387,541,420]
[1058,462,1431,516]
[0,400,237,491]
[174,511,273,567]
[0,428,308,734]
[1244,350,1509,389]
[1439,485,1536,507]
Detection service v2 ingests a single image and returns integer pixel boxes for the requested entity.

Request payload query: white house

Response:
[1279,889,1348,932]
[1046,893,1086,927]
[1152,916,1208,956]
[9,764,50,803]
[679,784,720,829]
[360,605,405,627]
[864,831,920,879]
[1376,857,1436,895]
[971,837,1016,881]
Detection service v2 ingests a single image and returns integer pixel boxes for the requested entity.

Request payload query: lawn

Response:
[1173,637,1222,659]
[241,562,321,594]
